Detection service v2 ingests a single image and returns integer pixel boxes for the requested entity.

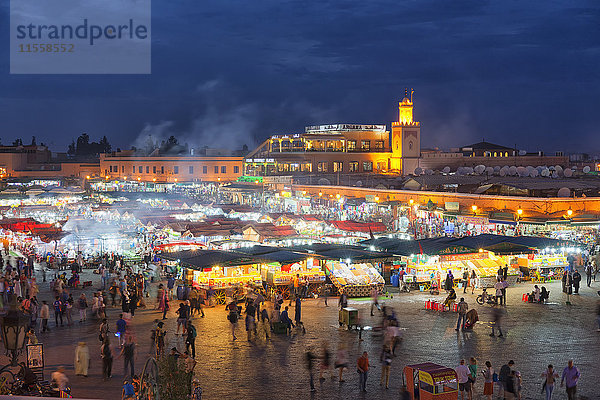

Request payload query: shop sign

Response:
[457,216,489,225]
[438,246,474,255]
[431,371,458,384]
[445,201,460,211]
[440,252,487,262]
[419,370,434,386]
[26,343,44,368]
[263,176,292,184]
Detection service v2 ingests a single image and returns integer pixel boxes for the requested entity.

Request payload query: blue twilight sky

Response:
[1,0,599,154]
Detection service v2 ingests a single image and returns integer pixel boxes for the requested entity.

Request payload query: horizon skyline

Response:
[2,1,599,154]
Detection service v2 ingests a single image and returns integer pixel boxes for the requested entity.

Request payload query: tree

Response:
[67,140,76,155]
[30,136,36,146]
[12,138,23,147]
[99,136,112,153]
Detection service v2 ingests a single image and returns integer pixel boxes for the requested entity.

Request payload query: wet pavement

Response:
[6,268,600,400]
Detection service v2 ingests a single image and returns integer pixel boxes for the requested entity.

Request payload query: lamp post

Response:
[0,298,30,366]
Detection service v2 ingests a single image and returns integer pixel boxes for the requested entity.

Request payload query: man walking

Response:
[490,304,504,337]
[456,359,471,400]
[120,336,135,378]
[185,321,197,358]
[498,360,514,399]
[456,297,468,331]
[116,314,127,346]
[357,351,369,392]
[560,360,580,400]
[40,300,50,332]
[585,264,592,287]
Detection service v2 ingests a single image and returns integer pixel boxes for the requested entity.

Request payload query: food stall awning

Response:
[158,249,258,270]
[360,234,582,256]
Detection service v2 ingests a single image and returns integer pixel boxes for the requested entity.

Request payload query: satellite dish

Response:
[530,169,539,177]
[563,169,573,178]
[557,187,571,197]
[414,167,423,176]
[442,166,451,174]
[536,166,544,173]
[425,169,434,175]
[499,169,507,177]
[571,165,578,170]
[465,167,474,175]
[519,150,527,156]
[555,165,563,172]
[517,166,526,175]
[541,168,550,177]
[485,166,494,175]
[551,171,559,178]
[474,165,486,174]
[583,166,591,173]
[508,166,517,176]
[526,166,535,174]
[318,178,331,185]
[494,166,501,172]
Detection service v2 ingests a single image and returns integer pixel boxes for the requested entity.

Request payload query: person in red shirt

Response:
[357,352,369,392]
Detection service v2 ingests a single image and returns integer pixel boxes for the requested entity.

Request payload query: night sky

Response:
[1,0,599,154]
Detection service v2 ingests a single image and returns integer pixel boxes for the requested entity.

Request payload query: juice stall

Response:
[403,363,458,400]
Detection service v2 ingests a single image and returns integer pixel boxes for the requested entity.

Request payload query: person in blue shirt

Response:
[122,378,135,400]
[167,276,175,299]
[280,306,294,335]
[116,314,127,346]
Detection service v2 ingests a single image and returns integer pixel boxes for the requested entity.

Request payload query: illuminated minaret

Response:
[390,88,420,174]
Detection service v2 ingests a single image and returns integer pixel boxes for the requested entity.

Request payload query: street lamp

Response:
[517,208,523,215]
[471,205,478,213]
[567,209,573,217]
[0,301,30,366]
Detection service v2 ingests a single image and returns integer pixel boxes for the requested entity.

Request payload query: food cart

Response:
[403,363,458,400]
[338,307,359,330]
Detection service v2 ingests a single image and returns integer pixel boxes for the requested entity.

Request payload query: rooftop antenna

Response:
[411,88,414,102]
[404,87,408,98]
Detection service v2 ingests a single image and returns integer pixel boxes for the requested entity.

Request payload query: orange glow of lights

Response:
[409,199,414,205]
[567,209,573,216]
[318,192,323,197]
[471,205,478,212]
[517,208,523,215]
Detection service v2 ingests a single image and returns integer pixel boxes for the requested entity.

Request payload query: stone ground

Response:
[3,267,599,400]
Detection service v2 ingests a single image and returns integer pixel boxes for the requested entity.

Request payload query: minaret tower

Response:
[390,88,420,174]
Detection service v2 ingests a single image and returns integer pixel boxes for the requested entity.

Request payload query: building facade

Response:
[245,94,420,176]
[99,152,244,182]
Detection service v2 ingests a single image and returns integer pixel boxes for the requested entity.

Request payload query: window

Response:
[318,162,328,172]
[361,140,370,151]
[349,162,359,172]
[146,166,149,173]
[203,166,207,174]
[109,166,112,173]
[189,166,193,174]
[214,166,219,174]
[160,166,164,174]
[363,161,373,172]
[113,165,117,172]
[174,166,179,174]
[234,166,239,173]
[375,140,385,150]
[121,166,125,173]
[132,166,135,174]
[376,161,387,171]
[333,162,342,172]
[347,140,357,151]
[221,166,226,173]
[153,166,157,174]
[139,166,143,173]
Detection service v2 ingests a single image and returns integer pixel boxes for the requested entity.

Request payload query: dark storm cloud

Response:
[0,0,599,153]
